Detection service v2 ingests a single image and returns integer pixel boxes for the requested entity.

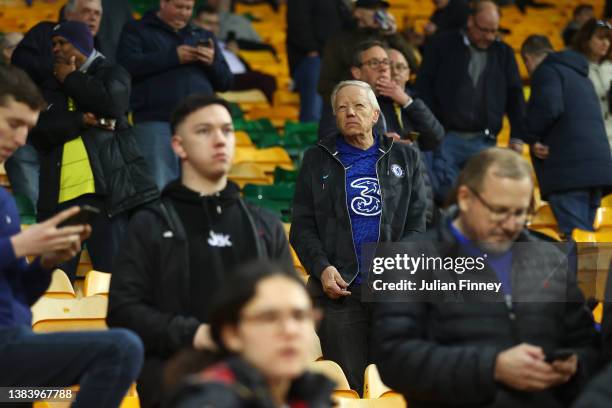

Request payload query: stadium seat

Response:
[600,194,612,208]
[528,204,558,231]
[309,360,360,399]
[33,383,140,408]
[83,270,111,297]
[363,364,404,399]
[13,193,36,224]
[594,207,612,230]
[234,147,293,174]
[229,162,271,188]
[235,130,254,147]
[571,229,612,243]
[333,396,407,408]
[274,167,298,184]
[44,270,76,299]
[243,183,294,222]
[31,296,108,332]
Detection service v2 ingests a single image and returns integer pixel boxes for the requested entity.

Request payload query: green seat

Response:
[273,167,298,184]
[229,102,244,119]
[255,132,283,148]
[284,121,318,135]
[243,183,295,201]
[14,193,36,225]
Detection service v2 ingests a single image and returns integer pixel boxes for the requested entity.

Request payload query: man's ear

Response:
[456,185,471,213]
[372,108,380,125]
[351,66,362,80]
[171,134,187,160]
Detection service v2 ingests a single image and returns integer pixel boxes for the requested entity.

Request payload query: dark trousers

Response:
[314,285,372,395]
[233,71,277,104]
[0,326,143,408]
[547,188,602,238]
[54,194,127,280]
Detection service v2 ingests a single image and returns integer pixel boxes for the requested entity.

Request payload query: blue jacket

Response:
[0,188,52,328]
[117,11,233,123]
[526,50,612,197]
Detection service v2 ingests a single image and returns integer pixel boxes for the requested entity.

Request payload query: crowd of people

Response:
[1,0,612,407]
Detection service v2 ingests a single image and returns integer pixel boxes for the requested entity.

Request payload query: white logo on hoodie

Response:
[207,230,232,247]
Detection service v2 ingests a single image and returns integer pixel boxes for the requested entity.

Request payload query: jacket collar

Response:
[318,131,393,156]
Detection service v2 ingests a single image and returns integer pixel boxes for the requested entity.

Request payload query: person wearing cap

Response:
[28,20,157,280]
[415,0,527,186]
[317,0,420,138]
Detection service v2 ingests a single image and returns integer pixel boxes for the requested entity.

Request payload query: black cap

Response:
[354,0,390,9]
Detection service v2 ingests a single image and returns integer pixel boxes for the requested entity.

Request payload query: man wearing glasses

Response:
[374,147,599,408]
[416,0,526,187]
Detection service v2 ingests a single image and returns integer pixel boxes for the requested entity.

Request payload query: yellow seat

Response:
[571,229,612,243]
[363,364,403,399]
[235,130,254,147]
[34,383,139,408]
[593,302,603,324]
[309,360,360,399]
[528,227,562,241]
[594,207,612,230]
[528,204,558,230]
[600,194,612,208]
[83,270,111,297]
[333,395,407,408]
[31,296,108,332]
[229,162,271,188]
[45,269,76,299]
[233,147,293,174]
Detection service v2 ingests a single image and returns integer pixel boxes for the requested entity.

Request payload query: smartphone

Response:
[58,205,101,228]
[544,349,574,363]
[197,38,213,48]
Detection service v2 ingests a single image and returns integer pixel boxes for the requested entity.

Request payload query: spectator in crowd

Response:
[562,4,595,47]
[290,80,427,392]
[424,0,471,39]
[573,19,612,152]
[107,95,293,408]
[521,35,612,238]
[117,0,232,191]
[28,21,148,279]
[374,147,599,408]
[0,32,23,65]
[97,0,133,63]
[416,0,526,184]
[204,0,262,43]
[318,0,420,132]
[286,0,352,122]
[0,63,143,408]
[10,0,104,212]
[166,261,334,408]
[193,5,276,103]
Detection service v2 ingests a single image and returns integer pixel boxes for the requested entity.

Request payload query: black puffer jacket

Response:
[372,209,599,408]
[290,133,427,296]
[29,55,157,218]
[571,363,612,408]
[169,356,335,408]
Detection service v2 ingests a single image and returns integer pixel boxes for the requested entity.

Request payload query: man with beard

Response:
[373,147,599,408]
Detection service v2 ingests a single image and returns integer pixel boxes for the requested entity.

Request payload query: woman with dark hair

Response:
[166,261,334,408]
[573,18,612,151]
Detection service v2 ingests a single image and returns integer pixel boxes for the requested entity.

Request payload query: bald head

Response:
[467,0,500,50]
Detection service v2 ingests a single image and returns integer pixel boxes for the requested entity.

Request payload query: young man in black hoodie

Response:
[107,94,294,408]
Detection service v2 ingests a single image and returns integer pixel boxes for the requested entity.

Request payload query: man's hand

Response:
[424,21,437,36]
[376,77,411,106]
[307,51,319,57]
[83,112,98,127]
[385,132,413,145]
[177,45,199,64]
[193,324,216,350]
[195,45,215,66]
[532,142,550,159]
[494,343,568,391]
[551,354,578,383]
[320,266,351,299]
[508,140,524,154]
[53,56,76,83]
[10,206,91,268]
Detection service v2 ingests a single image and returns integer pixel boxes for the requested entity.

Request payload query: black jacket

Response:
[285,0,351,75]
[290,133,427,295]
[170,356,335,408]
[107,183,294,359]
[525,50,612,197]
[415,31,526,141]
[373,209,599,408]
[429,0,470,36]
[117,11,232,123]
[603,263,612,363]
[28,55,156,217]
[571,363,612,408]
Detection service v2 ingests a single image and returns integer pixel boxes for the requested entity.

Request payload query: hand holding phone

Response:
[196,38,215,65]
[58,205,101,228]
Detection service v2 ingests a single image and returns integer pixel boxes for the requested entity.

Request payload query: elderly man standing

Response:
[374,148,599,408]
[290,80,427,393]
[117,0,232,191]
[416,0,526,183]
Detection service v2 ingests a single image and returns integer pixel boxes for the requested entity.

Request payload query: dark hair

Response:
[0,65,45,110]
[209,260,307,353]
[573,4,594,18]
[572,18,612,58]
[351,40,387,68]
[195,4,217,17]
[521,34,554,57]
[170,94,231,134]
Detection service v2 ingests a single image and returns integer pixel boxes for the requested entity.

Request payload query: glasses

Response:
[472,19,499,35]
[240,308,321,331]
[468,187,530,224]
[361,58,391,69]
[391,63,409,72]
